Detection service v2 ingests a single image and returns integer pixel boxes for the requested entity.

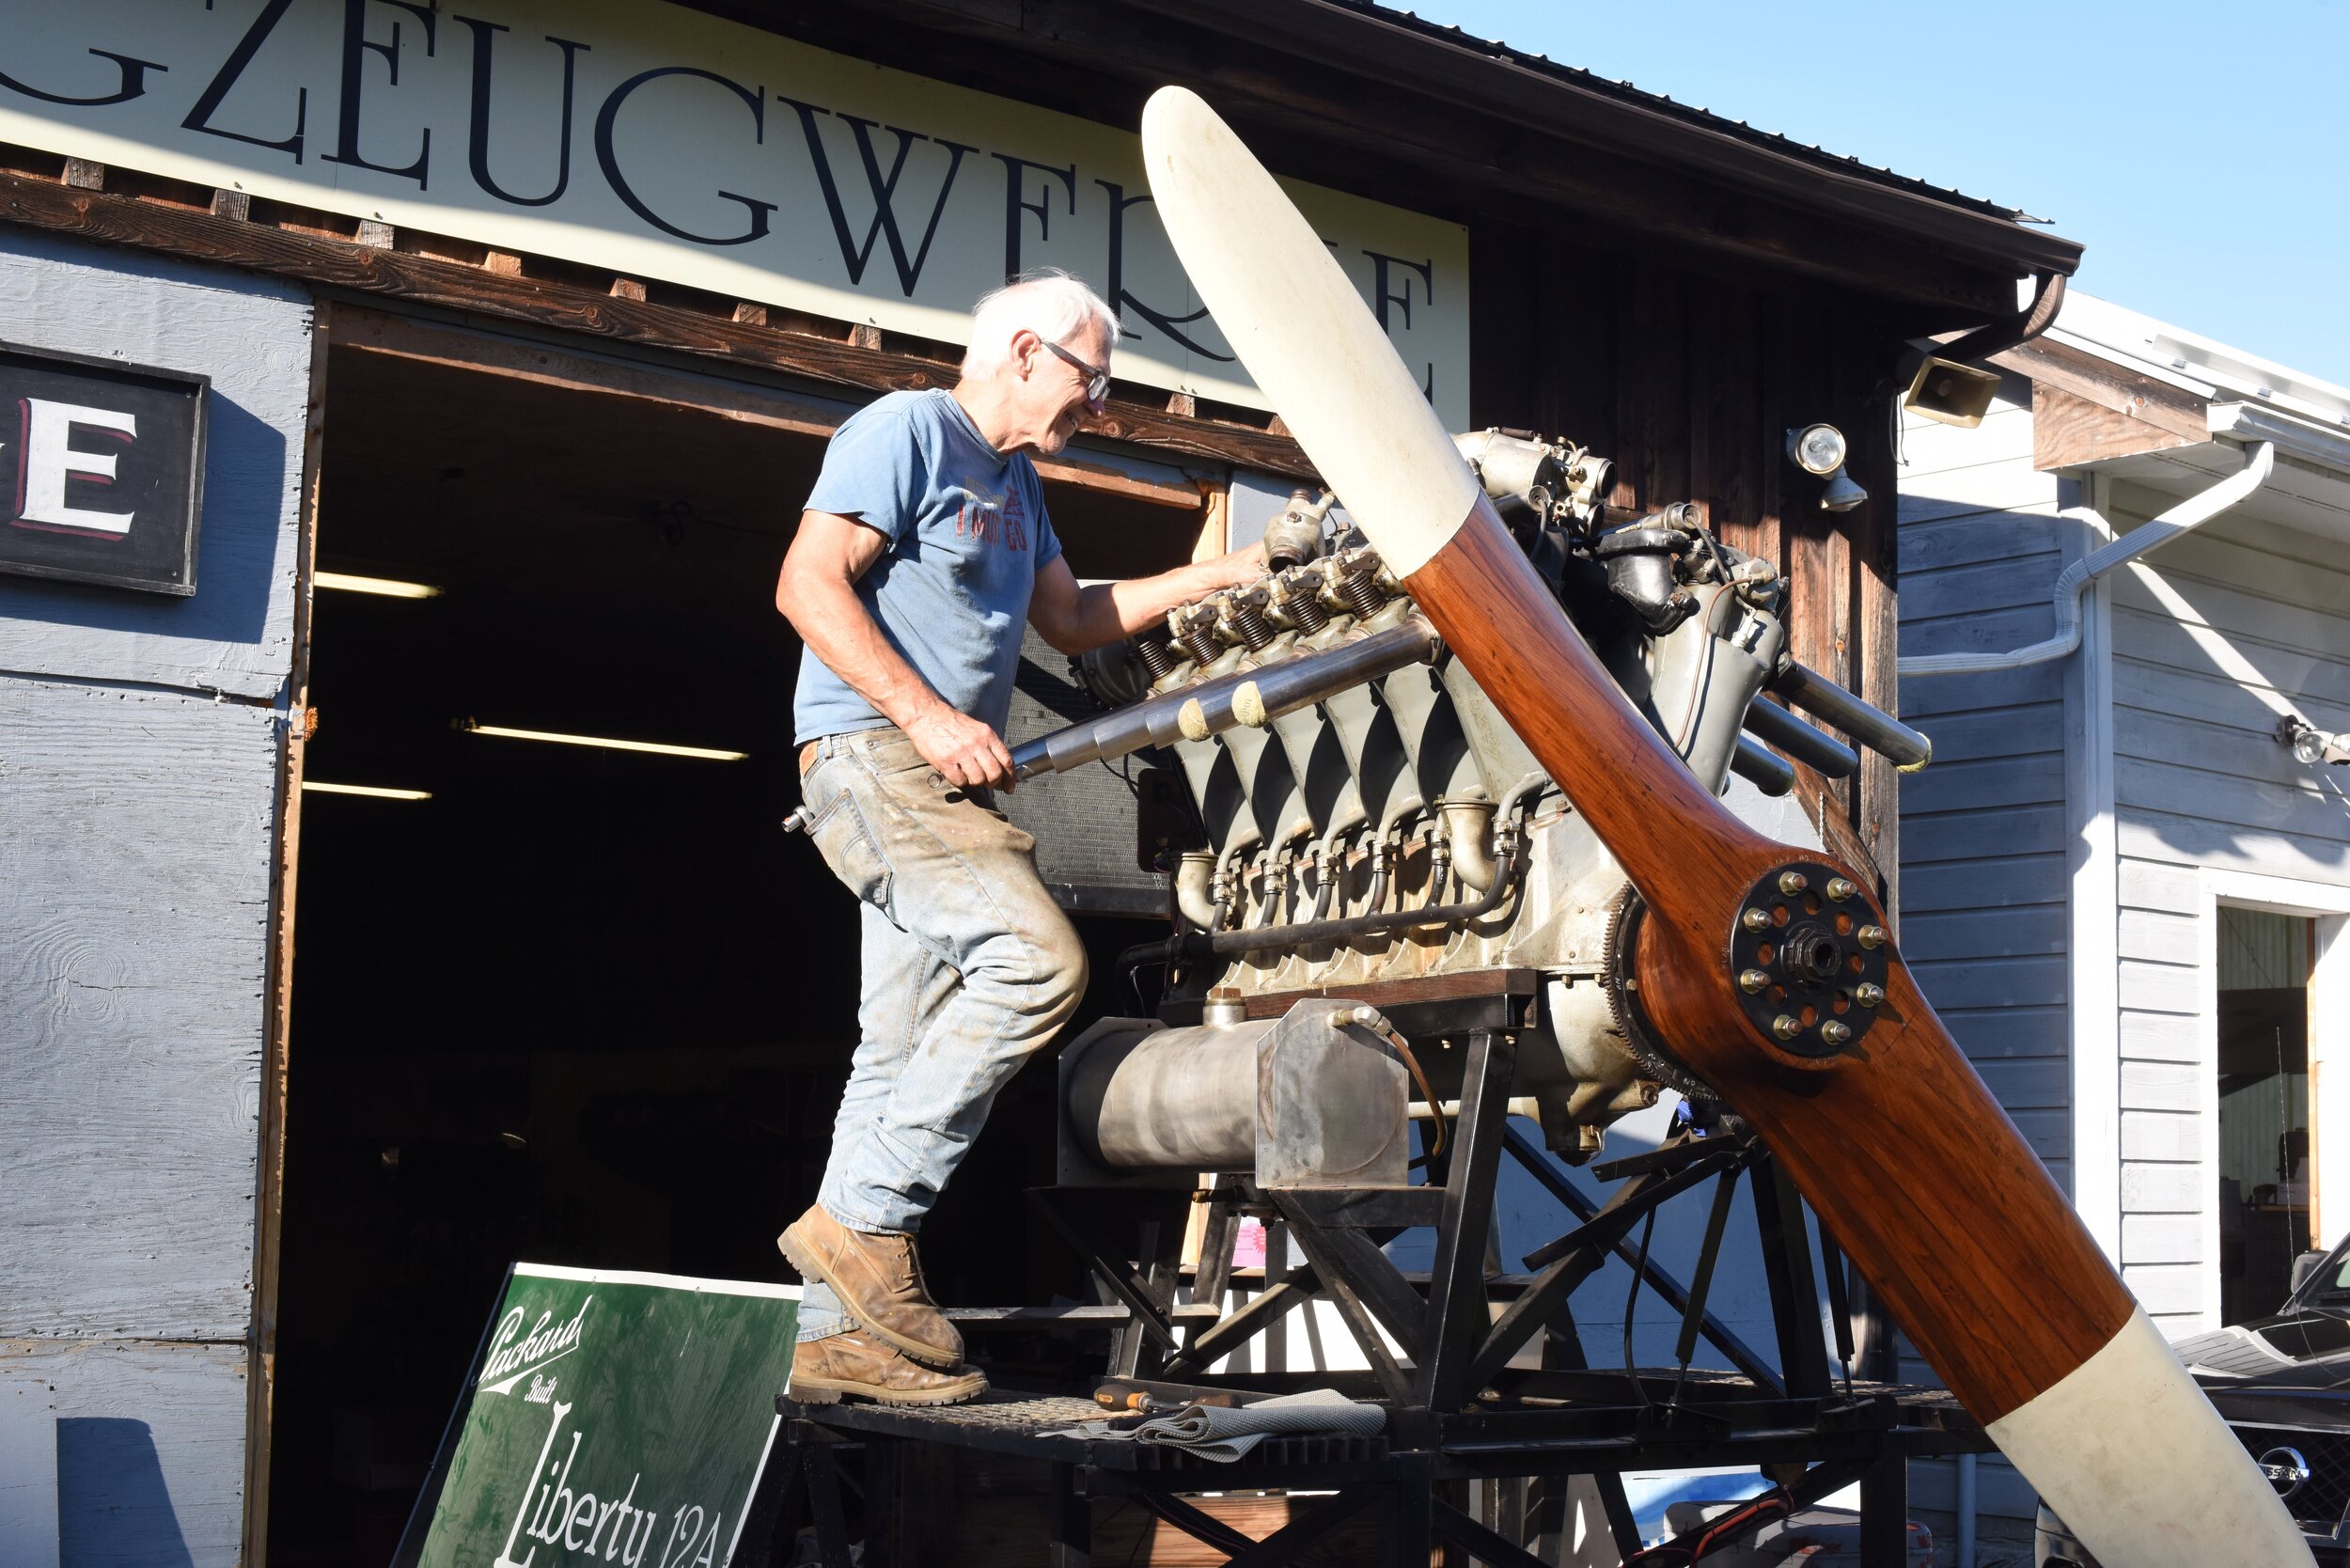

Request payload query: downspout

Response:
[1897,440,2275,678]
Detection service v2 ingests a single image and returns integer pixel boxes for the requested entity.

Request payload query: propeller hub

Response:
[1729,860,1892,1059]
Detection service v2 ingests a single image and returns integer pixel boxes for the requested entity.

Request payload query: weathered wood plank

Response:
[2120,958,2201,1017]
[1898,462,2063,525]
[0,168,1315,480]
[1896,657,2064,719]
[2117,756,2350,847]
[1902,903,2067,963]
[6,1338,246,1568]
[1975,1056,2072,1109]
[2032,383,2195,472]
[1908,953,2067,1010]
[1941,1003,2070,1059]
[2122,1162,2204,1215]
[0,678,276,1341]
[2119,855,2200,916]
[2115,655,2350,739]
[1900,802,2067,856]
[0,229,311,699]
[2120,1008,2202,1064]
[1900,751,2065,814]
[2121,1214,2202,1265]
[2121,1060,2202,1114]
[1899,511,2064,573]
[2118,908,2199,967]
[2120,1110,2202,1163]
[2120,806,2350,886]
[1991,337,2211,445]
[1899,703,2063,763]
[1898,557,2063,619]
[2111,560,2350,666]
[2122,1262,2207,1317]
[1903,853,2069,913]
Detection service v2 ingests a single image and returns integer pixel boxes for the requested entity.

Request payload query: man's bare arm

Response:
[776,510,1016,790]
[1027,544,1262,656]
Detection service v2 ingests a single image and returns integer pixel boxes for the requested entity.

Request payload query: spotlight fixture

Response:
[302,780,433,800]
[454,718,748,761]
[316,571,444,599]
[1786,423,1869,514]
[2280,715,2350,766]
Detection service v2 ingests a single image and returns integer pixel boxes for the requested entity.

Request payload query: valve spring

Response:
[1134,635,1178,681]
[1285,593,1330,635]
[1227,600,1276,651]
[1180,628,1223,666]
[1338,569,1386,619]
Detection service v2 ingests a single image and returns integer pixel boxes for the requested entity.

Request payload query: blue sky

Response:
[1406,1,2350,385]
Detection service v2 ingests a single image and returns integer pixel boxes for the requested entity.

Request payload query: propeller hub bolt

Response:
[1825,876,1857,902]
[1741,906,1772,932]
[1771,1014,1802,1042]
[1738,968,1771,994]
[1856,924,1887,949]
[1777,870,1809,896]
[1855,981,1886,1008]
[1819,1019,1854,1047]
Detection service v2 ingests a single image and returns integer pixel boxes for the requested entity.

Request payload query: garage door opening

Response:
[263,321,1209,1562]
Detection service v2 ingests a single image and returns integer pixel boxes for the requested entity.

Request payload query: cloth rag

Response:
[1042,1388,1385,1463]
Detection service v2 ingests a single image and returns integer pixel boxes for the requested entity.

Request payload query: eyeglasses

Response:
[1042,339,1111,411]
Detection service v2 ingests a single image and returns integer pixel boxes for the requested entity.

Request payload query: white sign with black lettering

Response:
[0,0,1471,425]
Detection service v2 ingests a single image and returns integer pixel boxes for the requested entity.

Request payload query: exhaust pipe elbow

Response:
[1439,800,1499,893]
[1175,850,1220,931]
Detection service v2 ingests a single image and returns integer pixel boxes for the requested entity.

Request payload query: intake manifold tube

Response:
[1009,620,1442,781]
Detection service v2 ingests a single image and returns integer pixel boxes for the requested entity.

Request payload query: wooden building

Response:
[1893,290,2350,1547]
[0,2,2073,1560]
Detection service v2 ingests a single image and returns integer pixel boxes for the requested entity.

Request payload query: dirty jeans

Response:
[793,726,1088,1343]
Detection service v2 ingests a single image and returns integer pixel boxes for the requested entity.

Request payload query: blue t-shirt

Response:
[791,389,1062,745]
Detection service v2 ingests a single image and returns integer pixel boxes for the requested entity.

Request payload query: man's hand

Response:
[1209,541,1267,588]
[907,705,1017,792]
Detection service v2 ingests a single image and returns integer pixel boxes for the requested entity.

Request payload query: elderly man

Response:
[775,271,1261,1404]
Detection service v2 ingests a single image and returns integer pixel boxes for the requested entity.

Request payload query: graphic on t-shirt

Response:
[949,479,1031,552]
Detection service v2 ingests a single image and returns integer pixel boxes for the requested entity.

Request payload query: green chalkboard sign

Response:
[393,1264,801,1568]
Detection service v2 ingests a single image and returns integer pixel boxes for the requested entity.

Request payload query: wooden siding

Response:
[2107,487,2350,1328]
[0,232,312,1567]
[1894,387,2076,1196]
[1470,243,1906,885]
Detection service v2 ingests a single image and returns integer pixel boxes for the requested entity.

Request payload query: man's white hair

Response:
[960,268,1119,379]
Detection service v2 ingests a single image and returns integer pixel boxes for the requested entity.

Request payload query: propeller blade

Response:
[1142,84,2310,1568]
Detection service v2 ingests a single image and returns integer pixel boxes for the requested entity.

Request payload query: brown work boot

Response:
[778,1205,964,1368]
[789,1331,987,1407]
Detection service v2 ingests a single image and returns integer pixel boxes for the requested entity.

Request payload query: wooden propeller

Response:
[1141,86,2310,1568]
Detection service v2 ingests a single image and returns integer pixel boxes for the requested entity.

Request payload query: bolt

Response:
[1856,924,1887,949]
[1778,870,1809,896]
[1739,968,1771,994]
[1855,982,1885,1008]
[1771,1014,1802,1041]
[1819,1019,1854,1047]
[1741,906,1772,932]
[1825,876,1856,902]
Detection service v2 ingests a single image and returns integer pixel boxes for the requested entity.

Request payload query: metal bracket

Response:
[1729,861,1890,1058]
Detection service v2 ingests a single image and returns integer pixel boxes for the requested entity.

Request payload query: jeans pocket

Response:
[806,776,894,913]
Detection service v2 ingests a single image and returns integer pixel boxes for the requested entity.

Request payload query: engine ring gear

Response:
[1602,885,1715,1102]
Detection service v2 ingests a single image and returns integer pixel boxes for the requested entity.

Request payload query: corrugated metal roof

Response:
[1348,1,2034,223]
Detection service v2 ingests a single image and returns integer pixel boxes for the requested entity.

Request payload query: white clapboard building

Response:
[1895,291,2350,1538]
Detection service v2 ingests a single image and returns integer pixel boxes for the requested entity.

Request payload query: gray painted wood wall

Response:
[0,228,313,1566]
[2105,484,2350,1317]
[1890,384,2092,1527]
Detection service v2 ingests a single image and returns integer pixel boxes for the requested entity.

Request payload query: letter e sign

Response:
[0,342,207,595]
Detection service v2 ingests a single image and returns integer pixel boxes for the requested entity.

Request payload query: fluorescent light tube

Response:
[303,781,432,800]
[316,571,444,599]
[455,719,747,761]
